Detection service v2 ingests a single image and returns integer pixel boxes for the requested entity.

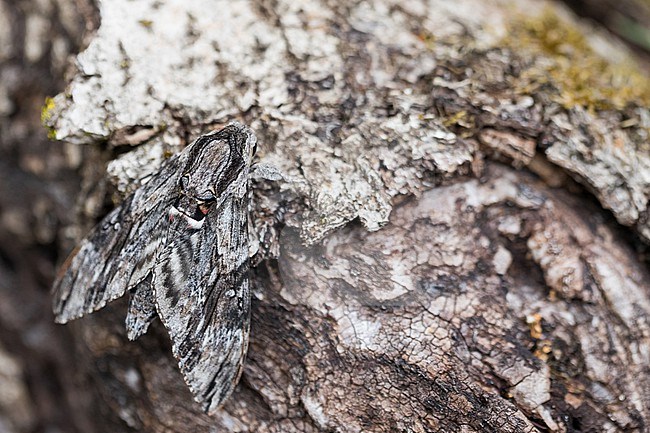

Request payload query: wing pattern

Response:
[155,194,250,413]
[52,154,185,322]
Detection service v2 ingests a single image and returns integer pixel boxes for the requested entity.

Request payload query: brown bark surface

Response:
[0,0,106,432]
[1,1,650,432]
[563,0,650,59]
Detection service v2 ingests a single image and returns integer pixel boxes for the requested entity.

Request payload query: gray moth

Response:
[52,122,256,414]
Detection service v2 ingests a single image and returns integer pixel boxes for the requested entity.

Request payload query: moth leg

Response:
[126,273,157,341]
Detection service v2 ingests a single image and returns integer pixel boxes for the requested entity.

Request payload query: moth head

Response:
[173,173,216,221]
[175,123,256,221]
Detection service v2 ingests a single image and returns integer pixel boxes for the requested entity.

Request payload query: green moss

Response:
[503,9,650,111]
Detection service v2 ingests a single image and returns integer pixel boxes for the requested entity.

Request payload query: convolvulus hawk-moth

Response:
[52,122,256,414]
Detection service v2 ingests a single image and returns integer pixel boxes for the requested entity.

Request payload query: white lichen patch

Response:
[493,245,512,275]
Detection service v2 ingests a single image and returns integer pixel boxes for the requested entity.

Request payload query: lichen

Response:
[439,110,476,138]
[138,19,153,28]
[41,97,58,139]
[40,96,55,124]
[503,9,650,111]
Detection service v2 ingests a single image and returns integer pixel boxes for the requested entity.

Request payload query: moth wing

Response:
[52,155,185,323]
[125,273,157,340]
[154,195,250,414]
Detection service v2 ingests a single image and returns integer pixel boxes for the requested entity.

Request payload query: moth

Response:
[52,122,256,414]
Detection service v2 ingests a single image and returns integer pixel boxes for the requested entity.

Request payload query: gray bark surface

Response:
[2,0,650,432]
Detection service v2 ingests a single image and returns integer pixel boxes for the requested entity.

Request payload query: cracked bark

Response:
[3,0,650,432]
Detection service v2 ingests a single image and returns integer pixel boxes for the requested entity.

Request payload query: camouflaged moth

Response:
[52,122,255,414]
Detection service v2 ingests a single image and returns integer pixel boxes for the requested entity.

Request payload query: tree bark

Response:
[562,0,650,59]
[3,0,650,432]
[0,0,106,432]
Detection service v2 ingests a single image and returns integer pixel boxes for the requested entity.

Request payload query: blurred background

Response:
[0,0,648,432]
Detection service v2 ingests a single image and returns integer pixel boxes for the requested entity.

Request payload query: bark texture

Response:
[0,1,105,432]
[3,0,650,432]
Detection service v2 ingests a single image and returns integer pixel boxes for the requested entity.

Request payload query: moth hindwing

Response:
[52,122,256,414]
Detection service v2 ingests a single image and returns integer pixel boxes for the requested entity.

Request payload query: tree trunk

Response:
[2,0,650,432]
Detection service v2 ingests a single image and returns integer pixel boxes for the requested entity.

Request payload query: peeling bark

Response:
[3,0,650,432]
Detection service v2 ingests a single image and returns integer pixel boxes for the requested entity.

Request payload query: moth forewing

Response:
[51,122,257,414]
[51,152,187,323]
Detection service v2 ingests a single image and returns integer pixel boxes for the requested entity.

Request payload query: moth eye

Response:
[198,203,212,216]
[194,194,216,219]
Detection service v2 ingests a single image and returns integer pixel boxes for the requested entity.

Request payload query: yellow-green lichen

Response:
[138,19,153,28]
[41,97,58,139]
[503,9,650,111]
[439,110,476,138]
[41,97,55,124]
